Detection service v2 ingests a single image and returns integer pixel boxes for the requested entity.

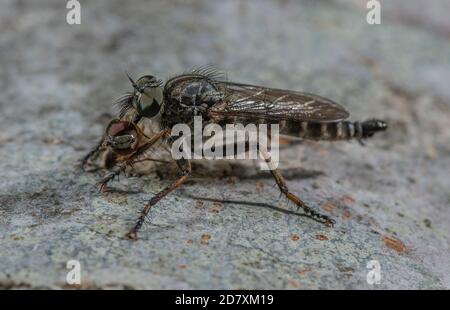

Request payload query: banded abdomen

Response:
[215,116,387,141]
[279,119,387,141]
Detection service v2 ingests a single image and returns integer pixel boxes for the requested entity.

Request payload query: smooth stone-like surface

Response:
[1,0,449,289]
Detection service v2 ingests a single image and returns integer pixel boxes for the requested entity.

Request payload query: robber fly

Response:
[83,66,387,240]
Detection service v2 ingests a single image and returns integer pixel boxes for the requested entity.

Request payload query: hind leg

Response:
[258,145,335,226]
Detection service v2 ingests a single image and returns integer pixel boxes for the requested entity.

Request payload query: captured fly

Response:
[83,66,387,239]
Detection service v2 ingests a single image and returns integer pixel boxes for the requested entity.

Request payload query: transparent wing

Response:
[209,82,349,123]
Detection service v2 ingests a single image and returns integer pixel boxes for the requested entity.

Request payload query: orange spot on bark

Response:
[201,234,211,244]
[342,209,351,220]
[383,235,406,254]
[315,234,329,241]
[298,268,312,276]
[341,195,355,205]
[320,202,336,214]
[291,234,300,241]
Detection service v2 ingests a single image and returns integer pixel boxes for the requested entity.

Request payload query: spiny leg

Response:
[258,145,335,227]
[271,168,335,226]
[97,156,172,192]
[81,135,106,169]
[97,161,129,192]
[126,158,192,240]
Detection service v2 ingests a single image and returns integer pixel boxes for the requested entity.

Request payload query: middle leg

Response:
[125,158,192,240]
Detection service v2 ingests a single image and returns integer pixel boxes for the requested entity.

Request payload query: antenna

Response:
[125,71,141,93]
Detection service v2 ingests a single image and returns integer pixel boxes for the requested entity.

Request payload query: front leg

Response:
[81,135,106,169]
[126,159,192,240]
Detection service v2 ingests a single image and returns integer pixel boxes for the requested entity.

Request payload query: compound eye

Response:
[137,86,163,118]
[129,75,164,118]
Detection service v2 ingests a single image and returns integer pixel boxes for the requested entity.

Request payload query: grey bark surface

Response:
[0,0,449,289]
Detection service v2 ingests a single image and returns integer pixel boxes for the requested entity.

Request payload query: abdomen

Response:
[279,120,364,141]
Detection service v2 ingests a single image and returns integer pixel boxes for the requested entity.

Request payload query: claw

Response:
[97,172,116,193]
[98,182,109,193]
[299,204,335,227]
[325,219,335,227]
[125,231,138,240]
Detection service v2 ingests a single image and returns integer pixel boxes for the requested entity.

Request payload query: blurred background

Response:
[0,0,449,289]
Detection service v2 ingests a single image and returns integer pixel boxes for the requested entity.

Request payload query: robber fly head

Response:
[105,119,140,155]
[126,73,164,119]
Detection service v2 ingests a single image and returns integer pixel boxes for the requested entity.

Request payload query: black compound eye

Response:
[129,75,164,118]
[135,86,163,118]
